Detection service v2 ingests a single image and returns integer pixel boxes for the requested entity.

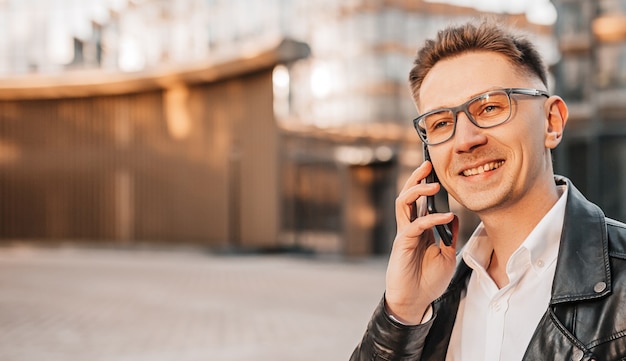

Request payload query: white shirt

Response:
[445,184,568,361]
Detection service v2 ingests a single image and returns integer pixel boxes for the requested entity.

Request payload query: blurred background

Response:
[0,0,625,360]
[0,0,625,254]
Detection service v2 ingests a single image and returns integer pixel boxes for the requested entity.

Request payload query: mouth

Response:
[461,160,504,177]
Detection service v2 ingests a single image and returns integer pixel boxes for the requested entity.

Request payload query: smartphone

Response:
[421,144,453,246]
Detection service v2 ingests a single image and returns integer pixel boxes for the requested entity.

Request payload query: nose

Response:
[452,110,487,153]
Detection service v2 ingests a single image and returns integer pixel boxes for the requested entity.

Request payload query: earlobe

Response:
[544,96,568,149]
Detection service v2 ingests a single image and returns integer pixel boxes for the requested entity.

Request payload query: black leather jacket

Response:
[351,177,626,360]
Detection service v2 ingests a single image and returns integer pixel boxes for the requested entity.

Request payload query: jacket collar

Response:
[550,176,611,304]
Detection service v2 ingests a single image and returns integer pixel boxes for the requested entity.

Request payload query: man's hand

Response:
[385,160,458,325]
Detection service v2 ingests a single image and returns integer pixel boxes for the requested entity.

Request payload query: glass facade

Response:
[0,0,556,129]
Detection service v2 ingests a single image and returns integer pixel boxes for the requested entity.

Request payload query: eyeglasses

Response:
[413,88,549,146]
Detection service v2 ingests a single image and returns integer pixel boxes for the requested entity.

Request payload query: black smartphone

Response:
[422,144,453,246]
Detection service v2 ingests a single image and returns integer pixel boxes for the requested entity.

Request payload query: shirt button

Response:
[536,259,545,268]
[572,348,584,361]
[492,301,505,312]
[594,281,607,293]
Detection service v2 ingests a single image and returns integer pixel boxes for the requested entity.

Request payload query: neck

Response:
[479,176,560,288]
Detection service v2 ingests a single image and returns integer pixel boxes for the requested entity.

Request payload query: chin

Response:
[458,192,506,214]
[456,173,517,212]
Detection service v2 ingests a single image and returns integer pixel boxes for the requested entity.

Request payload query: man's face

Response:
[417,51,553,215]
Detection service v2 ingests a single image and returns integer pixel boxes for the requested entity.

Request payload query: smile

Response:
[462,161,504,177]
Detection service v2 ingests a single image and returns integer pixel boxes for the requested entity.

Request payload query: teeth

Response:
[462,161,504,176]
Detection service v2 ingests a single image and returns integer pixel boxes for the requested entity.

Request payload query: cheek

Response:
[509,123,549,170]
[428,152,451,186]
[506,108,545,146]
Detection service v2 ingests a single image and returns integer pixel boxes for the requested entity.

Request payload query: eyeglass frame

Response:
[413,87,550,146]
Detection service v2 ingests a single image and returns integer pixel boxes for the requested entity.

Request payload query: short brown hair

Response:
[409,19,548,103]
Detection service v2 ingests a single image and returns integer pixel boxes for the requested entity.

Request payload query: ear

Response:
[544,96,568,149]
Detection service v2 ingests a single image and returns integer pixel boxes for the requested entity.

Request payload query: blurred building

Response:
[2,0,611,256]
[0,38,312,249]
[551,0,626,223]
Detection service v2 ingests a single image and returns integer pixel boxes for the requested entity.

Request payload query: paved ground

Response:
[0,245,387,361]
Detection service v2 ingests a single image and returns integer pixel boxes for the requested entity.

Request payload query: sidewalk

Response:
[0,245,387,361]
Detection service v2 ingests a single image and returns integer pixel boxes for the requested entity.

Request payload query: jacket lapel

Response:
[523,309,590,361]
[549,176,611,304]
[524,177,611,359]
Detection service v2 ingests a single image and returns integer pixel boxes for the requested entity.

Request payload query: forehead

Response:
[417,51,531,113]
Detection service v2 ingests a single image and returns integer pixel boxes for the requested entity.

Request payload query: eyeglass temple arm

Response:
[508,88,549,98]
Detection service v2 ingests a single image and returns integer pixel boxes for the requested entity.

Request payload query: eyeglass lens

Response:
[418,90,512,145]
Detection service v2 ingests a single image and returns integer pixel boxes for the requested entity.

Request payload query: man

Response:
[351,20,626,360]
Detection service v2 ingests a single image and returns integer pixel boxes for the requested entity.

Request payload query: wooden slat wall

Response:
[0,70,278,248]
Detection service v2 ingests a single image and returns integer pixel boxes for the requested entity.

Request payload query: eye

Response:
[433,119,453,129]
[470,92,509,119]
[484,104,498,112]
[482,104,501,114]
[425,112,454,132]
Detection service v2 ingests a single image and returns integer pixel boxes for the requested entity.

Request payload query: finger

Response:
[396,183,439,225]
[392,212,451,255]
[390,218,435,253]
[409,200,418,222]
[405,212,455,239]
[395,213,456,256]
[396,161,434,225]
[400,161,432,193]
